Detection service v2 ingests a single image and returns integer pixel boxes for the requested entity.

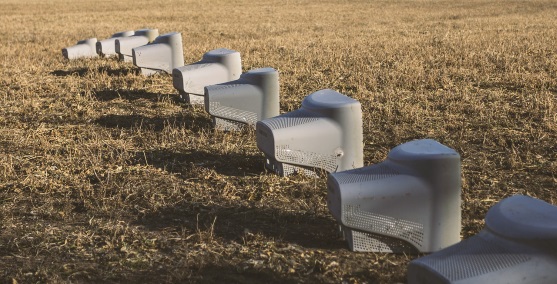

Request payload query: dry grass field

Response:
[1,0,556,283]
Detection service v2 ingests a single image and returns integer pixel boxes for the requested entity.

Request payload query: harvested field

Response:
[0,0,556,283]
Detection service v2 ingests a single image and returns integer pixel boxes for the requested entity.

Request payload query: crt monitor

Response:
[327,139,461,253]
[407,195,557,284]
[204,67,279,131]
[173,48,242,104]
[115,28,159,62]
[96,30,134,57]
[132,32,184,76]
[256,89,363,177]
[62,38,98,60]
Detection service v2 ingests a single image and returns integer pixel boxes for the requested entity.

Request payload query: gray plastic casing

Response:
[132,32,184,76]
[62,38,98,60]
[407,195,557,284]
[95,30,134,57]
[256,89,363,176]
[204,67,279,131]
[172,48,242,104]
[115,28,159,62]
[327,139,461,253]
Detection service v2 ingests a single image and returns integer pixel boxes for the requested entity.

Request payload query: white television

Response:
[172,48,242,104]
[407,195,557,284]
[204,67,279,131]
[256,89,363,176]
[62,38,98,60]
[327,139,461,253]
[115,28,159,62]
[95,30,134,57]
[132,32,184,76]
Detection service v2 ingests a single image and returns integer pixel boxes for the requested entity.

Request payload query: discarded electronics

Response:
[132,32,184,76]
[62,38,98,60]
[204,67,279,131]
[327,139,461,253]
[407,195,557,284]
[172,48,242,104]
[256,89,363,176]
[115,28,159,62]
[96,30,134,57]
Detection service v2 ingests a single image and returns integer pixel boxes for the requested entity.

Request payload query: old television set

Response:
[115,28,159,62]
[327,139,461,253]
[172,48,242,104]
[95,30,134,57]
[256,89,363,177]
[204,67,279,131]
[408,195,557,284]
[62,38,98,60]
[132,32,184,76]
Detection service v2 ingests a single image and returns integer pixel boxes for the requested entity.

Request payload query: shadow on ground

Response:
[82,263,300,284]
[133,200,344,250]
[51,68,89,77]
[131,148,266,177]
[51,65,139,77]
[189,263,299,284]
[94,112,212,133]
[92,89,175,102]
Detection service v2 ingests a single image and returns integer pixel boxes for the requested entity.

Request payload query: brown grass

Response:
[1,0,556,283]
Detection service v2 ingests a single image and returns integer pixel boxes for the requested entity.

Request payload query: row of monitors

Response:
[62,30,557,283]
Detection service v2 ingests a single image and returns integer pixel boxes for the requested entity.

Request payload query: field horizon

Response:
[1,0,556,283]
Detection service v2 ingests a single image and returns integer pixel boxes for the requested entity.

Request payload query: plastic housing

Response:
[327,139,461,253]
[62,38,98,60]
[172,48,242,104]
[95,30,134,57]
[256,89,363,176]
[115,28,159,62]
[204,67,279,131]
[407,195,557,284]
[132,32,184,76]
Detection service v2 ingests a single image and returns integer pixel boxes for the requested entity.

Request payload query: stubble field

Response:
[0,0,556,283]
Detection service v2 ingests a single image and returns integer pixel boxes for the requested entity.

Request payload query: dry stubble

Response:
[0,0,556,283]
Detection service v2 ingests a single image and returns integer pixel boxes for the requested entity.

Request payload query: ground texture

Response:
[0,0,556,283]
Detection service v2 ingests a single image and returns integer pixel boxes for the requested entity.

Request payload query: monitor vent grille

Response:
[275,144,339,173]
[333,164,400,184]
[214,117,248,131]
[264,155,321,177]
[281,163,319,177]
[345,228,419,253]
[343,204,424,249]
[412,234,532,281]
[262,109,319,130]
[209,102,258,126]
